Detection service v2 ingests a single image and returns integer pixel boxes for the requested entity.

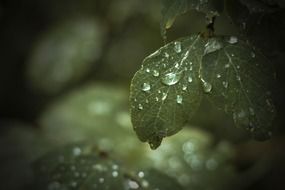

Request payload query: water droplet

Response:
[146,68,150,73]
[162,92,167,101]
[236,75,241,81]
[182,85,187,91]
[228,36,238,44]
[72,147,81,156]
[224,64,230,68]
[204,39,223,54]
[188,76,193,83]
[128,180,140,189]
[138,104,143,110]
[201,80,212,93]
[142,82,151,92]
[222,81,228,88]
[251,52,255,58]
[112,171,119,177]
[176,95,183,104]
[164,52,169,58]
[175,62,179,68]
[161,72,182,86]
[216,74,221,78]
[138,171,144,178]
[145,99,149,104]
[112,164,118,170]
[174,41,182,53]
[153,70,159,77]
[155,97,159,102]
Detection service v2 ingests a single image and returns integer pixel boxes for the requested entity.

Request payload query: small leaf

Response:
[200,37,276,140]
[161,0,224,40]
[130,35,207,149]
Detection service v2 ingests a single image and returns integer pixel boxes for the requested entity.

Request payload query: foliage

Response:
[0,0,284,190]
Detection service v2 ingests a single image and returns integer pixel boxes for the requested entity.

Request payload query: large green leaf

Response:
[130,35,276,148]
[200,37,276,140]
[161,0,224,40]
[130,35,207,149]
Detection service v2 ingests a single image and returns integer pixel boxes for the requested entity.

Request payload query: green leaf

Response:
[33,144,183,190]
[40,83,148,168]
[130,35,276,148]
[161,0,224,40]
[130,35,207,149]
[200,37,276,140]
[26,18,105,94]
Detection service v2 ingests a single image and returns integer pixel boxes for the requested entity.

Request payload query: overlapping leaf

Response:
[130,35,276,148]
[130,35,207,149]
[161,0,224,40]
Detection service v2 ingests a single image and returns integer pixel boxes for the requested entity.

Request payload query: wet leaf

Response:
[130,35,276,148]
[161,0,224,40]
[130,35,207,149]
[33,144,183,190]
[200,37,276,140]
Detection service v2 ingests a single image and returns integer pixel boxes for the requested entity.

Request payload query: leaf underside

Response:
[130,34,276,149]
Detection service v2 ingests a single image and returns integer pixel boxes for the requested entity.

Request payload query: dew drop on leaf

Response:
[174,41,182,53]
[164,52,170,58]
[138,171,144,178]
[112,171,119,177]
[201,80,212,93]
[162,92,168,101]
[188,76,193,83]
[182,85,187,91]
[142,82,151,92]
[176,95,183,104]
[222,81,228,88]
[216,74,221,78]
[138,104,143,110]
[161,72,182,86]
[153,70,160,77]
[251,52,256,58]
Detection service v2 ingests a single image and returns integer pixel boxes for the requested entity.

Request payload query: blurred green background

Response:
[0,0,285,190]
